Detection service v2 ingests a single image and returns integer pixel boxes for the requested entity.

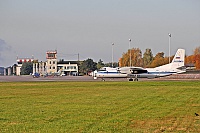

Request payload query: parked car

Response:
[32,73,40,78]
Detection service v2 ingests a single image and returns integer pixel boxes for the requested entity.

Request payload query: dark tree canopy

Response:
[21,62,33,75]
[79,58,97,75]
[143,48,153,67]
[97,59,104,70]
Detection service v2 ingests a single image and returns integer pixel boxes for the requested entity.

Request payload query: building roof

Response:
[57,60,79,64]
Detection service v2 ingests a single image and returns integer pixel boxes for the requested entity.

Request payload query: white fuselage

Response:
[94,68,175,79]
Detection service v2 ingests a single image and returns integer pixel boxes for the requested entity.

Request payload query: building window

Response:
[53,61,55,64]
[47,53,55,58]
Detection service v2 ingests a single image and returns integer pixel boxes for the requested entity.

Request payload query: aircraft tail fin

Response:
[171,49,185,68]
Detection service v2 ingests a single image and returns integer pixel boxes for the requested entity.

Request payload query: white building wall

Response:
[46,59,57,74]
[7,67,11,76]
[4,68,7,76]
[57,63,78,76]
[16,66,22,76]
[33,63,36,74]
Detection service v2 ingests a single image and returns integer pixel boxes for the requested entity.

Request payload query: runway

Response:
[0,74,200,82]
[0,75,96,82]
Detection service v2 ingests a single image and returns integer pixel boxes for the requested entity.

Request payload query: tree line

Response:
[119,48,170,68]
[185,46,200,69]
[119,46,200,69]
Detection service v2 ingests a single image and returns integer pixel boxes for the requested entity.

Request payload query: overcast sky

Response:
[0,0,200,67]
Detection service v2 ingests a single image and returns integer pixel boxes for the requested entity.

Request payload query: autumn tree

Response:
[119,52,129,67]
[185,55,195,65]
[143,48,153,67]
[193,46,200,69]
[195,55,200,69]
[119,48,143,67]
[131,48,143,67]
[150,52,169,68]
[194,46,200,55]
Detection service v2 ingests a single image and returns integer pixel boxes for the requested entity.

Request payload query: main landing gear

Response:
[134,78,139,81]
[129,78,138,81]
[129,75,139,81]
[129,78,133,81]
[101,78,105,81]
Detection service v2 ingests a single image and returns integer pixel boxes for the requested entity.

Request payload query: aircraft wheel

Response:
[134,78,138,81]
[129,78,133,81]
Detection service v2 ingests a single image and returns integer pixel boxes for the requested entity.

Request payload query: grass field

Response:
[0,81,200,132]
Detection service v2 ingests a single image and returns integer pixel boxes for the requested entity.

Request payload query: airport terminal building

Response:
[32,50,79,76]
[4,50,79,76]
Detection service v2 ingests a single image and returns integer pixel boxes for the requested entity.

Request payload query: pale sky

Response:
[0,0,200,67]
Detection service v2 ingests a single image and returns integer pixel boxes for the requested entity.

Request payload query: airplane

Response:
[93,49,186,81]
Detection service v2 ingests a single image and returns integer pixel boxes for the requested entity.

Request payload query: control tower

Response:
[46,50,57,74]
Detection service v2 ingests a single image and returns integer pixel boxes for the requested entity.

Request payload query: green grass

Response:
[0,81,200,132]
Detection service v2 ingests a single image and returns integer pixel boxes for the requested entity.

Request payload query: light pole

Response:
[112,43,114,68]
[168,33,171,63]
[129,39,131,67]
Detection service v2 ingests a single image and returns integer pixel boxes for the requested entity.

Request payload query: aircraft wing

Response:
[119,67,148,74]
[129,67,148,74]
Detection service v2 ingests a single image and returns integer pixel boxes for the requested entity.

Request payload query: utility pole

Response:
[169,33,171,63]
[112,43,114,68]
[129,39,131,67]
